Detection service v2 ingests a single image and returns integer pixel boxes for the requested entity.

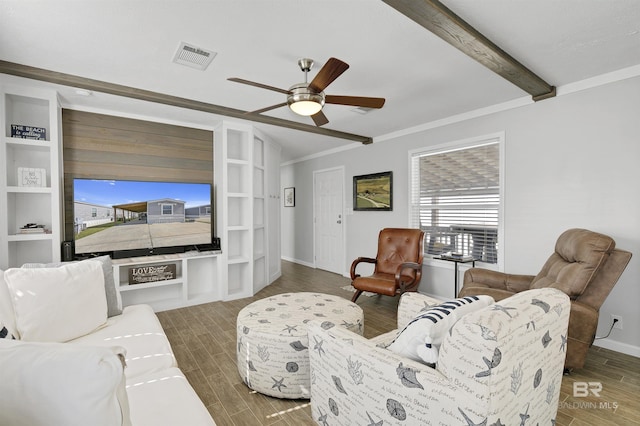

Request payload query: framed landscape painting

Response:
[284,187,295,207]
[353,171,393,211]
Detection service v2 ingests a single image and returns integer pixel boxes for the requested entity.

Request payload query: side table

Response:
[437,256,476,298]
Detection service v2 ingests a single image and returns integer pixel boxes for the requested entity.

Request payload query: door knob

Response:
[337,220,342,224]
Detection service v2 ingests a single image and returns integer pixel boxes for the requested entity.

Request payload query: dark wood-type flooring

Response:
[156,261,640,426]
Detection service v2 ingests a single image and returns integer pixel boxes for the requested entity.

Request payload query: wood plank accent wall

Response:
[62,109,213,240]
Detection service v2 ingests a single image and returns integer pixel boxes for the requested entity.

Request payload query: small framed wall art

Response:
[128,263,177,285]
[18,167,47,188]
[284,187,295,207]
[353,171,393,211]
[11,124,47,141]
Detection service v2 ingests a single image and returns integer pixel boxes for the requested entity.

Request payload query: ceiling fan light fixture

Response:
[289,99,323,116]
[287,84,324,116]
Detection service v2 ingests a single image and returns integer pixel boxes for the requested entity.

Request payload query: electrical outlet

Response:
[611,314,623,330]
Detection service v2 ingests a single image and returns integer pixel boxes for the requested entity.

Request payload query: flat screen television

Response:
[72,178,216,259]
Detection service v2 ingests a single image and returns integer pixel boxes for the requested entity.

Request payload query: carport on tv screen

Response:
[73,178,213,258]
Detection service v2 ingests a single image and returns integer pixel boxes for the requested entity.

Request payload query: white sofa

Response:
[0,257,215,426]
[308,288,570,425]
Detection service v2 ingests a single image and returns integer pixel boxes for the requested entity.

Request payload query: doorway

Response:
[313,167,344,275]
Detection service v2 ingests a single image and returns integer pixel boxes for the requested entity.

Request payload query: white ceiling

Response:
[1,1,639,162]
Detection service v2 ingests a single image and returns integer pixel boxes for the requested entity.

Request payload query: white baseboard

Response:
[281,256,315,269]
[593,338,640,358]
[269,271,282,284]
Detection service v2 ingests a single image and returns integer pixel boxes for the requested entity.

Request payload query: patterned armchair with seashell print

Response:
[308,288,570,426]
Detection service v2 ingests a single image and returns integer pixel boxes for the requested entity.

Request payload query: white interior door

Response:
[314,167,344,274]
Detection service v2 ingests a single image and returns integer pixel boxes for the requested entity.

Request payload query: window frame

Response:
[161,204,174,216]
[408,132,505,269]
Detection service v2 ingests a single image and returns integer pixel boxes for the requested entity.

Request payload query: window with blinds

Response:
[409,137,501,263]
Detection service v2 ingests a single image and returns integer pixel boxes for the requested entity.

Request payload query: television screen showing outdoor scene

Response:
[73,179,212,256]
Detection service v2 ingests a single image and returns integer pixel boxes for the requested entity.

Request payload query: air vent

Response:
[172,42,217,71]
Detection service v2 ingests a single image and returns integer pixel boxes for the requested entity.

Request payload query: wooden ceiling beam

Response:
[383,0,556,101]
[0,60,373,144]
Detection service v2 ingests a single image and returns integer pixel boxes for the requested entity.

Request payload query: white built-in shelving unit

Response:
[215,122,255,299]
[264,134,282,283]
[1,78,281,310]
[0,84,62,269]
[112,251,220,312]
[214,124,281,300]
[253,136,268,293]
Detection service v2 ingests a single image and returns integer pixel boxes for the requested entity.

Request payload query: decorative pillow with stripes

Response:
[387,295,494,366]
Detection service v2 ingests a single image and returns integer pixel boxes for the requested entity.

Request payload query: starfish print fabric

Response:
[236,292,363,398]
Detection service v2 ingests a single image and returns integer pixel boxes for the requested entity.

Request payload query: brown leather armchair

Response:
[350,228,424,303]
[458,228,632,370]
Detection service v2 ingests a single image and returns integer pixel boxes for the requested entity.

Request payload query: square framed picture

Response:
[353,171,392,211]
[284,187,295,207]
[18,167,47,188]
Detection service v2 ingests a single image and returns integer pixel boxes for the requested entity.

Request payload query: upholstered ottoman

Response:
[236,292,363,399]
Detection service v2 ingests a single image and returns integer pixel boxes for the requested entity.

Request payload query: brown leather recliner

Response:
[458,228,632,370]
[350,228,425,303]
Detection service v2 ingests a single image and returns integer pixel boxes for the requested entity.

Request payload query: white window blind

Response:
[410,138,500,263]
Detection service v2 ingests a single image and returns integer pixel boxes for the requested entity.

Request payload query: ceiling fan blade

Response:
[248,102,288,114]
[308,57,349,93]
[311,110,329,127]
[325,95,386,109]
[228,78,290,95]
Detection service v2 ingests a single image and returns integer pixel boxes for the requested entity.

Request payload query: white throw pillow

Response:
[0,269,19,339]
[4,260,108,342]
[0,339,131,426]
[387,295,494,365]
[22,255,122,317]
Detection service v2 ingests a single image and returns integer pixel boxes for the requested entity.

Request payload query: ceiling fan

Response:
[228,57,385,127]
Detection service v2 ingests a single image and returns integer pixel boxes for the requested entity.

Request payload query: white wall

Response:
[281,75,640,357]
